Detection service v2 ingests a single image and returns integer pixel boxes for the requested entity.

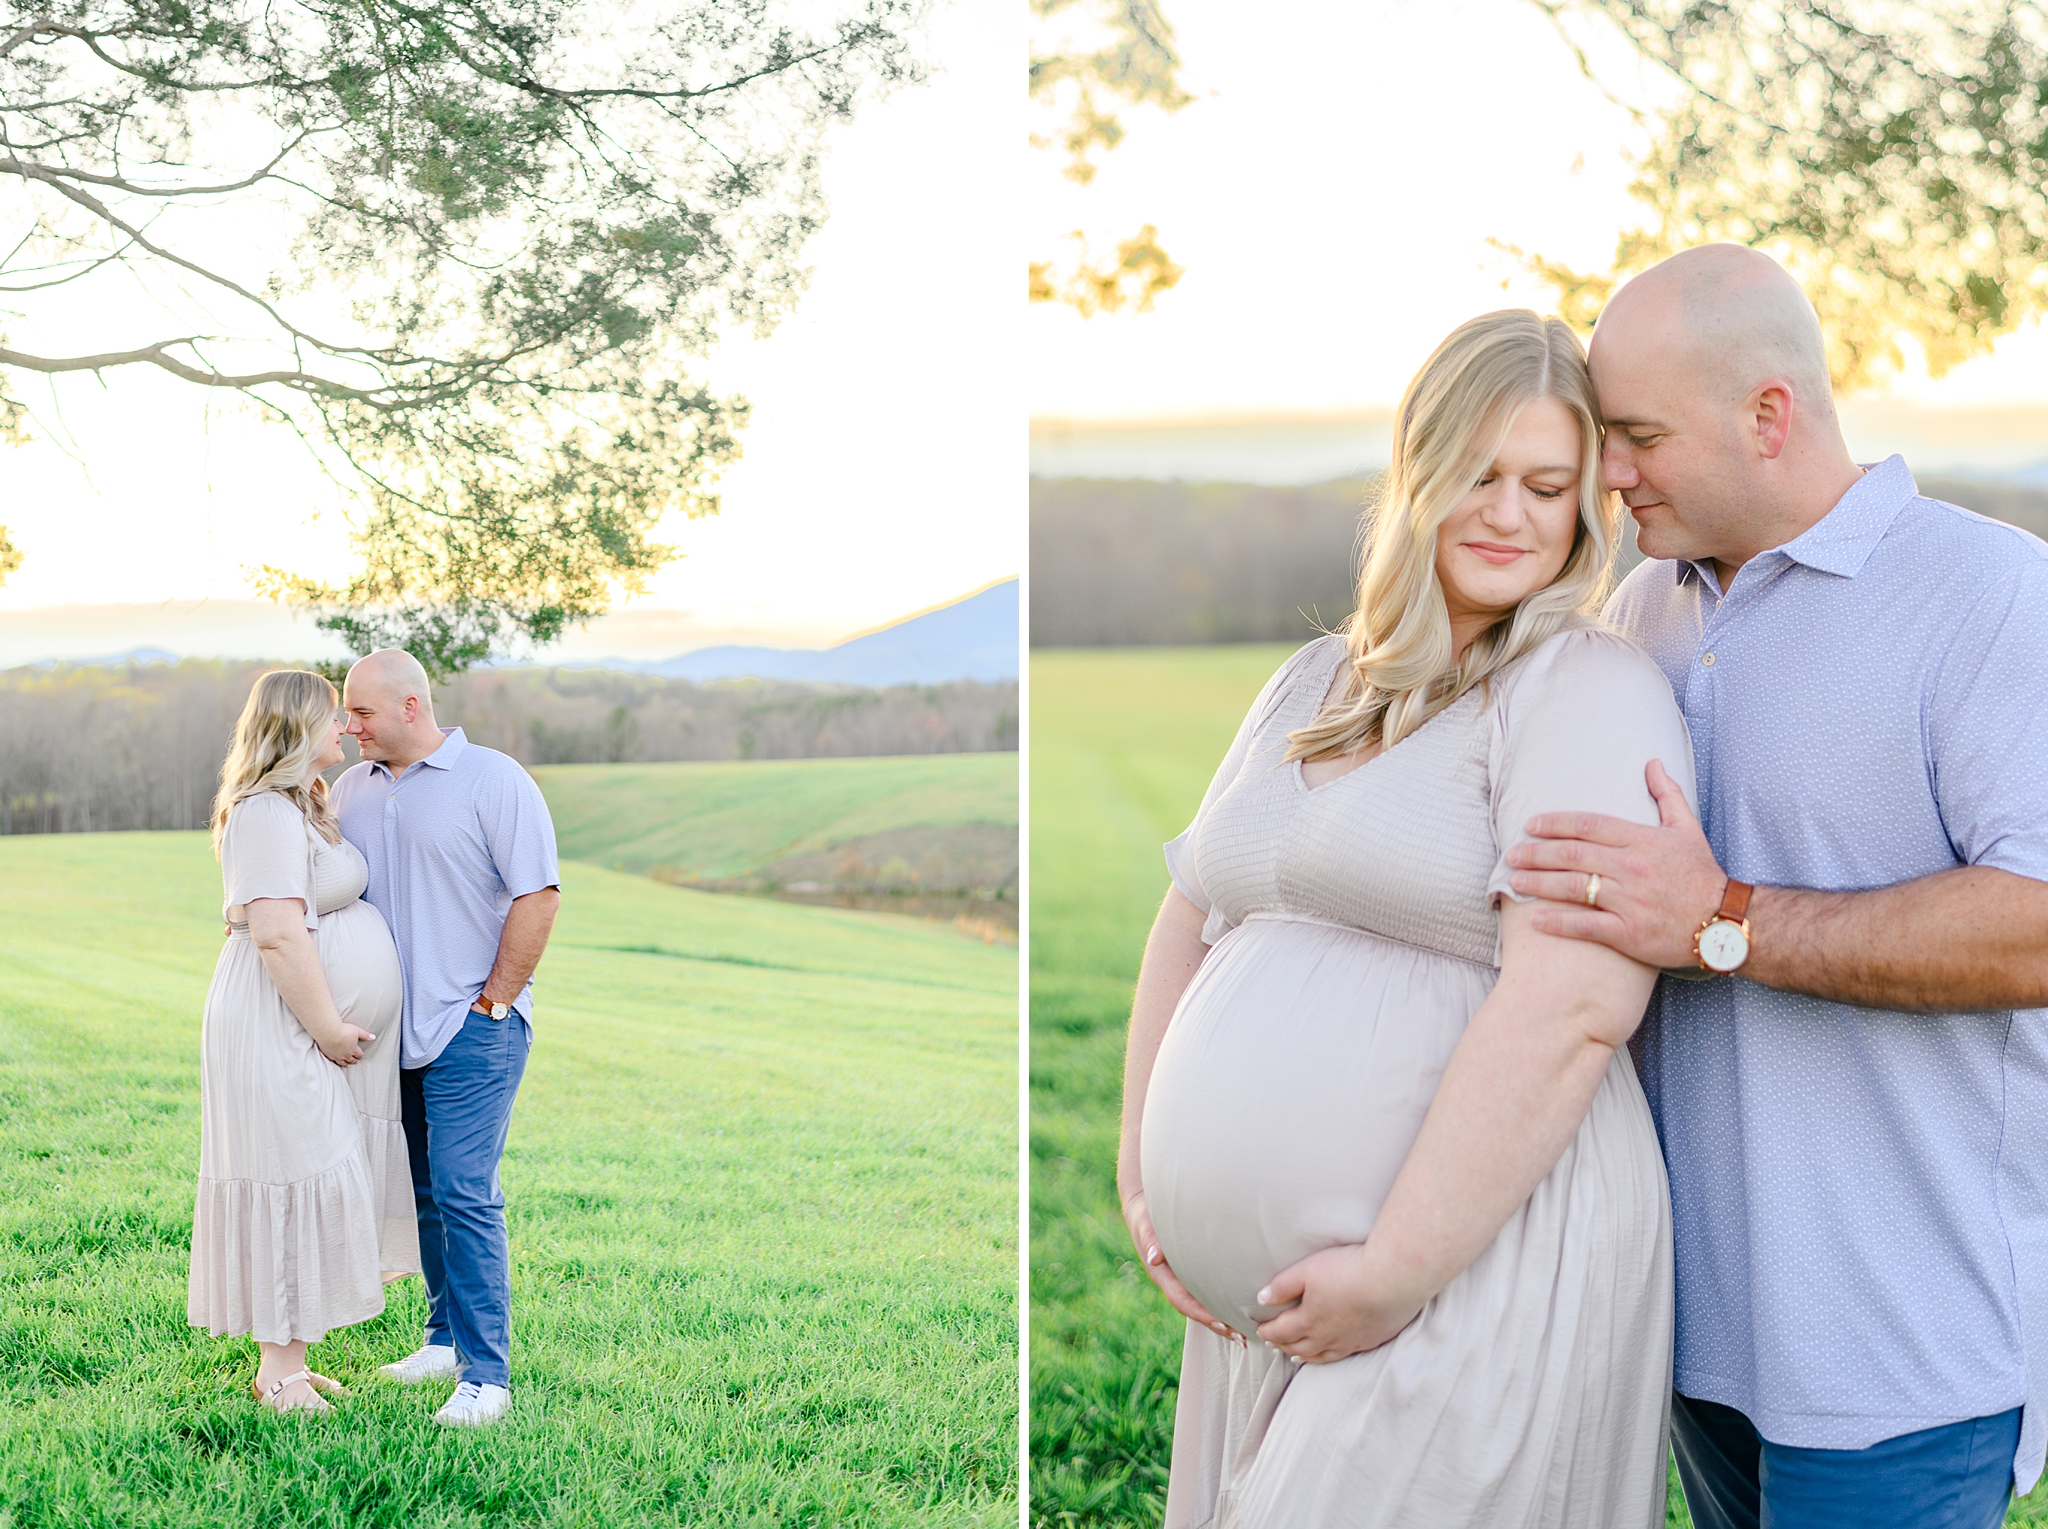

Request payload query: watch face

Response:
[1699,920,1750,973]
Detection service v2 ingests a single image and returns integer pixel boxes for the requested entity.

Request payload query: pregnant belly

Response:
[1139,917,1495,1336]
[317,898,403,1031]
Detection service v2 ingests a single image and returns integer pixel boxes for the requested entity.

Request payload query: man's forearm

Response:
[1745,866,2048,1012]
[476,888,561,1009]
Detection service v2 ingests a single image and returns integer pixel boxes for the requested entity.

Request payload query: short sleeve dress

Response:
[187,791,420,1346]
[1140,626,1696,1529]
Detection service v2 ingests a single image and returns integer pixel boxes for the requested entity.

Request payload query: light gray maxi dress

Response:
[1141,626,1694,1529]
[188,790,419,1345]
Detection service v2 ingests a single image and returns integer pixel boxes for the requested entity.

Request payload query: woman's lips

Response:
[1464,542,1528,565]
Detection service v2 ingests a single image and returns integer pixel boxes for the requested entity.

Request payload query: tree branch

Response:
[0,154,388,361]
[0,132,317,198]
[0,339,378,397]
[0,235,141,292]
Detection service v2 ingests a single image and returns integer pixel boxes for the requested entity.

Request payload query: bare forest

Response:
[1029,474,2048,646]
[0,661,1017,835]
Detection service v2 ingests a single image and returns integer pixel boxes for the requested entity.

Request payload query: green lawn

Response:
[533,755,1017,885]
[1028,645,1292,1527]
[1025,644,2048,1529]
[0,831,1017,1528]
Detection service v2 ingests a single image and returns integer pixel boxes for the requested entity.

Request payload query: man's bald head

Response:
[1594,244,1834,422]
[1587,244,1863,574]
[347,648,433,710]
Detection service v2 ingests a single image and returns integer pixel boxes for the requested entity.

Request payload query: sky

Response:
[0,0,1019,663]
[12,0,2048,667]
[1024,0,2048,456]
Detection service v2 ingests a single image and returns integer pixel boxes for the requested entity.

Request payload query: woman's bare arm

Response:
[244,898,374,1067]
[1117,886,1242,1341]
[1256,899,1657,1361]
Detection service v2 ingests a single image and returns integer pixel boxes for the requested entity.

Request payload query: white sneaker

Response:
[434,1381,511,1427]
[377,1344,460,1384]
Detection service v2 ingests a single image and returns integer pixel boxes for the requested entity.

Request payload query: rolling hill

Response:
[532,752,1019,930]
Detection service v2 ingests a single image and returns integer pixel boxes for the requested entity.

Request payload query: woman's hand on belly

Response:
[1254,1242,1425,1364]
[1124,1190,1247,1346]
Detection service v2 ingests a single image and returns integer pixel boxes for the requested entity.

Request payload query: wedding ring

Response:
[1584,873,1602,908]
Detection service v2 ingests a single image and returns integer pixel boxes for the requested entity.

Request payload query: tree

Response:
[1525,0,2048,389]
[1,0,921,674]
[1028,0,1187,316]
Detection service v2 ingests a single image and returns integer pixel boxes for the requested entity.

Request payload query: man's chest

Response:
[1625,581,1955,888]
[337,776,491,889]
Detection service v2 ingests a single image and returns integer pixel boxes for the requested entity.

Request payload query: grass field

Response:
[1028,645,1293,1527]
[533,755,1019,936]
[534,755,1016,884]
[1025,645,2048,1529]
[0,830,1017,1528]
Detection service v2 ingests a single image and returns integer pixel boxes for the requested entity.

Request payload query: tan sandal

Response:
[251,1368,332,1413]
[303,1371,351,1398]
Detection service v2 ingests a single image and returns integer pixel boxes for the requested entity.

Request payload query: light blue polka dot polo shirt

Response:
[1610,454,2048,1491]
[332,727,561,1070]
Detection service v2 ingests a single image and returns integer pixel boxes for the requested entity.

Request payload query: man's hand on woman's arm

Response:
[1255,902,1655,1363]
[1118,886,1243,1345]
[1504,760,2048,1012]
[471,886,561,1014]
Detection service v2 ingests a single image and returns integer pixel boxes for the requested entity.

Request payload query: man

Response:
[334,648,562,1428]
[1501,244,2048,1527]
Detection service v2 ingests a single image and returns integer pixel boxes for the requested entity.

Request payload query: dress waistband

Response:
[1234,910,1500,971]
[224,901,354,936]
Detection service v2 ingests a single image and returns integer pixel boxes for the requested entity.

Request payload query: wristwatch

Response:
[1694,880,1754,974]
[476,997,511,1021]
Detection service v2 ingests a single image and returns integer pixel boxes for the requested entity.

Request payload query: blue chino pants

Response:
[399,1009,529,1389]
[1672,1391,2019,1529]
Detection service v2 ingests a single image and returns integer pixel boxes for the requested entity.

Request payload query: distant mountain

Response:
[580,578,1018,686]
[25,645,181,670]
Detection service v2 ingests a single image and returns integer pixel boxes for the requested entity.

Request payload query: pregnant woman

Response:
[188,669,419,1412]
[1120,310,1694,1527]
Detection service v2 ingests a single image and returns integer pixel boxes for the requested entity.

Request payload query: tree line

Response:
[1029,473,2048,646]
[0,661,1017,835]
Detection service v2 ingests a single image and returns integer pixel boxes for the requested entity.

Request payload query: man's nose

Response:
[1601,440,1639,490]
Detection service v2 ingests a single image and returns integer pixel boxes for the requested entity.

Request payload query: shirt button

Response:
[1701,652,1717,666]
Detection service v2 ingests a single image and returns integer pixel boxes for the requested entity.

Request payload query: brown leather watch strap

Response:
[1718,879,1754,921]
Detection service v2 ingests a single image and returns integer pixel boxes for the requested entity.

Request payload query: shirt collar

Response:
[370,726,467,779]
[1777,454,1917,577]
[1672,453,1918,589]
[420,726,467,768]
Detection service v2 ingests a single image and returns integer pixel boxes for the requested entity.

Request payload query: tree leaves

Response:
[1528,0,2048,389]
[0,0,924,668]
[1028,222,1182,316]
[1028,0,1189,316]
[1029,0,1190,187]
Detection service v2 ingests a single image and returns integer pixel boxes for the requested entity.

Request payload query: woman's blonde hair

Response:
[211,669,343,855]
[1287,309,1617,763]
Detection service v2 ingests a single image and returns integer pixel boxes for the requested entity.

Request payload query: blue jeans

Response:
[399,1009,529,1389]
[1672,1391,2019,1529]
